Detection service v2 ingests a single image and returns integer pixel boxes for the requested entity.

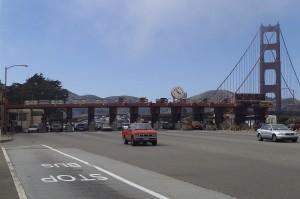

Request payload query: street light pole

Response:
[2,65,28,135]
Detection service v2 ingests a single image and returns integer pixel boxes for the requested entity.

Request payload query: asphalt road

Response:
[2,130,300,199]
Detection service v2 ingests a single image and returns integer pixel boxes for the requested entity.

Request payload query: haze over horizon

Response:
[1,0,300,101]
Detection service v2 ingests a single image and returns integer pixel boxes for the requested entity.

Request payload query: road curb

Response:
[0,135,14,143]
[1,147,28,199]
[0,147,22,199]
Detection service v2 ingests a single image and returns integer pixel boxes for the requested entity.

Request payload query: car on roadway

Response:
[63,123,74,132]
[287,123,300,131]
[192,121,203,130]
[95,122,102,130]
[50,122,63,132]
[101,123,112,131]
[256,124,298,142]
[122,123,157,146]
[26,124,40,133]
[75,123,89,131]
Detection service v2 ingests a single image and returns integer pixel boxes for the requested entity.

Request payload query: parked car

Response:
[122,123,157,146]
[121,122,130,130]
[63,123,74,132]
[51,122,63,132]
[256,124,298,142]
[75,123,89,131]
[46,122,51,132]
[95,122,102,130]
[26,124,40,133]
[101,123,112,131]
[160,120,174,129]
[288,123,300,131]
[191,121,203,130]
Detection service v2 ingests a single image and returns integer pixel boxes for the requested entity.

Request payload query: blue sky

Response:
[1,0,300,101]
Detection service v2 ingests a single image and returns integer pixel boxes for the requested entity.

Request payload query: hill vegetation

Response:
[7,73,68,103]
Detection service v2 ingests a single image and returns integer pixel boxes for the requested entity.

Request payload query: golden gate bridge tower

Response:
[217,23,300,116]
[260,24,282,112]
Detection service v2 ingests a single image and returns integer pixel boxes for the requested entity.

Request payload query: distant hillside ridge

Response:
[189,90,234,102]
[68,91,139,103]
[68,91,103,102]
[104,96,139,103]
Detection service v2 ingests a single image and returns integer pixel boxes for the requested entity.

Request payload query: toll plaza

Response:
[6,94,271,132]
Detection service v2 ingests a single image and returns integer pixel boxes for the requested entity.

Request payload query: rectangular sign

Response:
[160,107,171,115]
[138,107,151,116]
[95,108,109,116]
[117,107,130,115]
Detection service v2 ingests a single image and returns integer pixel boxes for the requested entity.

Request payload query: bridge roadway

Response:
[2,130,300,199]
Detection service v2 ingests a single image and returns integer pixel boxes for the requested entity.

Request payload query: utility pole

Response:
[2,65,28,134]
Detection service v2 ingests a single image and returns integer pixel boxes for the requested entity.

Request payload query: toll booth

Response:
[181,107,193,130]
[72,108,88,123]
[115,107,130,130]
[203,107,215,124]
[95,108,110,129]
[137,107,152,123]
[159,107,173,129]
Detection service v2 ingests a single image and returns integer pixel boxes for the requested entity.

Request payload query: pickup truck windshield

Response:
[130,123,152,130]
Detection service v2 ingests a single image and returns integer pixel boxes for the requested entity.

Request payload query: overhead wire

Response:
[216,31,259,90]
[235,32,276,93]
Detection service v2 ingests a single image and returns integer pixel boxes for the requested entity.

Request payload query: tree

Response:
[7,73,68,103]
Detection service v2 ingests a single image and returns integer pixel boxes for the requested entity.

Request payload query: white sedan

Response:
[257,124,298,142]
[26,124,40,133]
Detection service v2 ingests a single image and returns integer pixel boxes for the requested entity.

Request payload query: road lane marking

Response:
[1,147,28,199]
[41,174,108,183]
[4,145,44,150]
[42,144,170,199]
[41,162,82,168]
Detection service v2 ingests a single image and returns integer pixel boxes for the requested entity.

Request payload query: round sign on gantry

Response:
[171,86,186,100]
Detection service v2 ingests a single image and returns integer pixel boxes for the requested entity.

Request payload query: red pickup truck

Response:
[122,123,158,146]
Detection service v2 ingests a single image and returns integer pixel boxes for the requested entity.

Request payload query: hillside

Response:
[68,91,103,102]
[67,91,139,103]
[104,96,139,103]
[189,90,234,102]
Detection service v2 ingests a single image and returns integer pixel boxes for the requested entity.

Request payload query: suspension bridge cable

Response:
[216,30,259,90]
[235,56,260,93]
[280,30,300,88]
[235,32,276,93]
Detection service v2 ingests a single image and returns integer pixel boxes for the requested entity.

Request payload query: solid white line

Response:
[4,145,44,150]
[41,145,90,165]
[42,144,170,199]
[1,147,28,199]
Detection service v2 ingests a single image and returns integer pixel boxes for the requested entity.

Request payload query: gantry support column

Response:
[130,107,138,123]
[109,107,117,126]
[193,107,203,122]
[88,107,95,131]
[214,108,225,129]
[172,107,181,129]
[66,108,73,122]
[151,107,160,129]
